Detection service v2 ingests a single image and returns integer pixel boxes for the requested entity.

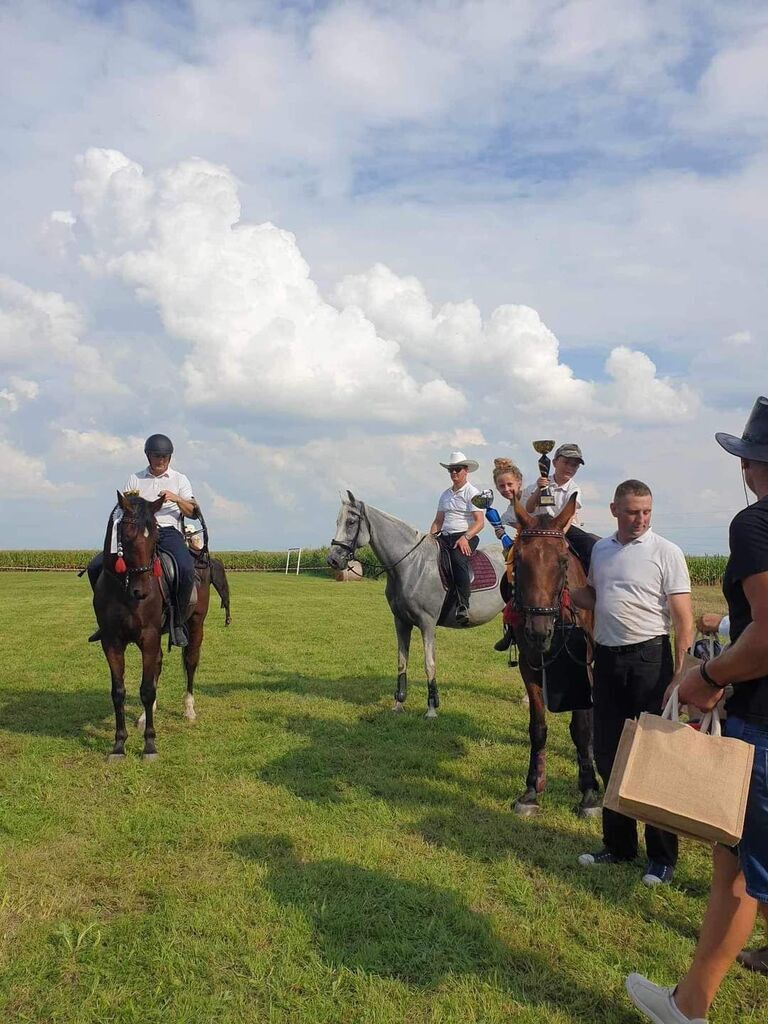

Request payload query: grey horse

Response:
[327,492,506,717]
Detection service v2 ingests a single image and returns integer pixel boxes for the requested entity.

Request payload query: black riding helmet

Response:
[144,433,174,457]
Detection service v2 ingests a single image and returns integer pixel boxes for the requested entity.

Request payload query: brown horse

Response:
[94,493,217,757]
[509,494,601,817]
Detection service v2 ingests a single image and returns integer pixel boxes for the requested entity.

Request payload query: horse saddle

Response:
[158,551,198,616]
[437,545,498,593]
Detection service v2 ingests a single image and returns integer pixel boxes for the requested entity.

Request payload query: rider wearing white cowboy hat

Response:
[429,451,484,625]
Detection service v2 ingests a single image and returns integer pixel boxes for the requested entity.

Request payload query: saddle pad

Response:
[437,547,498,592]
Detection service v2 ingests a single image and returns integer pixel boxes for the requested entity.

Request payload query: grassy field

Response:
[0,574,764,1024]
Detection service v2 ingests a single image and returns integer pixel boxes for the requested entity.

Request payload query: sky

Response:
[1,0,767,554]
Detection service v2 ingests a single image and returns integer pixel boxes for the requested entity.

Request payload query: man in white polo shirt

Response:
[86,433,198,647]
[572,479,694,886]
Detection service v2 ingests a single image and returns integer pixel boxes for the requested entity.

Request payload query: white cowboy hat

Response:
[439,450,479,473]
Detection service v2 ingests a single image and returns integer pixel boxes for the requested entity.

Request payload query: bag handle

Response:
[662,685,722,736]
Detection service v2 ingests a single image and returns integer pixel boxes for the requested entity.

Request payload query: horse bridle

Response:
[114,514,160,592]
[514,527,570,619]
[330,502,428,576]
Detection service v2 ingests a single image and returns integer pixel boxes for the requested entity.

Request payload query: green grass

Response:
[0,575,763,1023]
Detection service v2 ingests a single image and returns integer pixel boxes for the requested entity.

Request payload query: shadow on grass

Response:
[230,833,636,1020]
[0,688,114,742]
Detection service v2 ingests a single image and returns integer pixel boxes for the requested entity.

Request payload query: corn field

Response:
[0,548,725,583]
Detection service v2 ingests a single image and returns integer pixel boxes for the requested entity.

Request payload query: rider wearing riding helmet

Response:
[86,433,197,647]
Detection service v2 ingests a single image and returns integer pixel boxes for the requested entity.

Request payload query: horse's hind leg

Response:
[393,616,412,712]
[183,615,203,721]
[105,645,127,760]
[139,640,161,760]
[514,678,547,815]
[570,708,601,818]
[421,623,439,719]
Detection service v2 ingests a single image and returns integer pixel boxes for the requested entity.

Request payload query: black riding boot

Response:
[494,624,514,651]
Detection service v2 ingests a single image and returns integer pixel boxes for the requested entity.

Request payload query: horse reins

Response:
[331,503,429,578]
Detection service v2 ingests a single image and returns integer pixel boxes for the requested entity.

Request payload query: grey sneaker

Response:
[626,974,707,1023]
[642,860,675,887]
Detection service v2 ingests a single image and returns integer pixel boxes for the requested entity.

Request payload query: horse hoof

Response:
[392,702,405,713]
[142,752,158,762]
[424,707,438,719]
[106,752,125,762]
[520,694,530,706]
[184,710,197,721]
[513,800,540,817]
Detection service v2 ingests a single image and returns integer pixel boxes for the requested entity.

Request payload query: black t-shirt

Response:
[723,496,768,724]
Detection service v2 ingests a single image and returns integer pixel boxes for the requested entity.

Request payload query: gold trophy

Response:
[533,440,556,508]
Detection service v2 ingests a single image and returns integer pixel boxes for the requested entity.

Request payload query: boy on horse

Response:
[522,442,597,570]
[429,451,485,626]
[86,433,197,647]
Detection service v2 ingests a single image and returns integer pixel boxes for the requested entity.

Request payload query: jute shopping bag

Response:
[603,688,754,846]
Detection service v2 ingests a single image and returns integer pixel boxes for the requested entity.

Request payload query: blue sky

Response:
[1,0,767,553]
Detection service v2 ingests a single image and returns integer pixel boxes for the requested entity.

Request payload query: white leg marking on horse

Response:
[392,701,405,713]
[136,699,157,732]
[184,693,197,721]
[424,707,438,719]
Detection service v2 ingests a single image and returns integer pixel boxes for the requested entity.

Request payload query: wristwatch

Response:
[699,661,728,691]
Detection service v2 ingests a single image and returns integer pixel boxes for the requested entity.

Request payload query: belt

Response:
[597,635,668,654]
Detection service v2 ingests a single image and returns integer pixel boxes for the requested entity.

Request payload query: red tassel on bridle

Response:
[152,557,162,577]
[114,555,127,574]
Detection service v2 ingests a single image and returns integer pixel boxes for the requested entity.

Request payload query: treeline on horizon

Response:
[0,549,729,585]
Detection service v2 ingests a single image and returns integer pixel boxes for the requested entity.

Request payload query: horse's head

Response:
[327,490,371,570]
[512,494,576,653]
[116,491,163,599]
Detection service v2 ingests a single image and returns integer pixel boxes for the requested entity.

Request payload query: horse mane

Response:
[359,502,423,540]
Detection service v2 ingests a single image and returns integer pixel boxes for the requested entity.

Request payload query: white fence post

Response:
[285,547,303,575]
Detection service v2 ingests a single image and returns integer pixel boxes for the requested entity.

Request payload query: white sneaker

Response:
[626,974,707,1024]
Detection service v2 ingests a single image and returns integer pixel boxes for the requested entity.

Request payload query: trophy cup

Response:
[532,440,556,508]
[472,488,512,550]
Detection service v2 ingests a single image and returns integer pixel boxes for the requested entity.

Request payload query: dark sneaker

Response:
[737,946,768,975]
[88,629,102,643]
[642,860,675,887]
[578,847,633,867]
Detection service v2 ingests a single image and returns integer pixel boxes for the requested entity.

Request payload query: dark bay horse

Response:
[328,493,506,717]
[94,493,215,757]
[510,494,601,818]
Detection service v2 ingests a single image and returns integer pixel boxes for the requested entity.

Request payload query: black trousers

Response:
[593,636,679,866]
[566,525,599,572]
[442,532,479,608]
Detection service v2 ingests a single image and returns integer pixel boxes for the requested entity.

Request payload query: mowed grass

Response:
[0,574,764,1024]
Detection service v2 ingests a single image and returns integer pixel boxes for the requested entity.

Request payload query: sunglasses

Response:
[448,466,467,473]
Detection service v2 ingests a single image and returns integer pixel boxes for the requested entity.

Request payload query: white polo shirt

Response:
[437,482,481,534]
[123,467,194,532]
[522,476,582,523]
[588,529,691,647]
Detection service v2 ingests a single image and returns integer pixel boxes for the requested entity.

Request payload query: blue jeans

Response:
[725,716,768,904]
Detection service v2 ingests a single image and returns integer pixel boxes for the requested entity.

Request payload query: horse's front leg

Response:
[105,644,127,760]
[139,635,161,760]
[136,646,161,732]
[182,613,203,721]
[514,675,547,815]
[393,616,412,712]
[570,708,602,818]
[421,623,439,719]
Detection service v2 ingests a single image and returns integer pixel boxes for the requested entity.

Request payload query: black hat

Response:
[144,433,174,456]
[716,397,768,463]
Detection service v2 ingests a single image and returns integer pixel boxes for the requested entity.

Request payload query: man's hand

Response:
[697,612,724,635]
[677,663,725,712]
[159,490,177,503]
[454,535,471,556]
[536,476,549,490]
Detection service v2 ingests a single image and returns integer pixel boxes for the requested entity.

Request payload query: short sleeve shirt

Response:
[500,502,519,531]
[438,482,481,534]
[123,467,194,532]
[723,498,768,724]
[522,477,582,524]
[588,529,691,646]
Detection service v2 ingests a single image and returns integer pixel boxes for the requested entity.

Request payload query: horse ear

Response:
[117,490,127,511]
[514,499,536,530]
[552,493,578,531]
[149,496,164,513]
[346,489,356,504]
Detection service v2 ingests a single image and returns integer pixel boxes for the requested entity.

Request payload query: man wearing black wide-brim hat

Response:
[627,396,768,1024]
